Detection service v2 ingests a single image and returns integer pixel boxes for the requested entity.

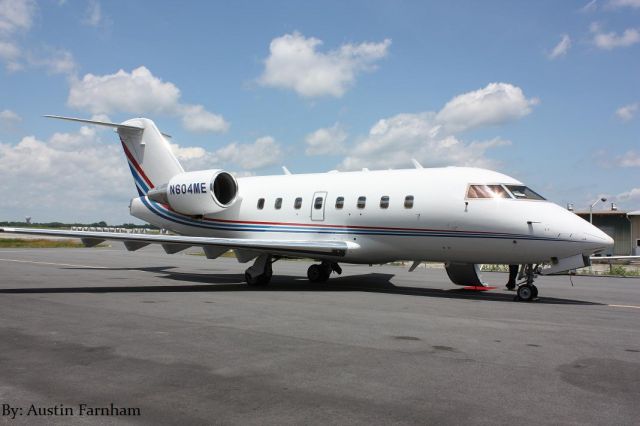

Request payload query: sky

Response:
[0,0,639,224]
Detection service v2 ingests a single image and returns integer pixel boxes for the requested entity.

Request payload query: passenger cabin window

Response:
[275,198,282,209]
[294,197,302,209]
[466,185,511,199]
[357,196,366,209]
[335,196,344,209]
[314,197,324,210]
[380,196,389,209]
[404,195,414,209]
[505,185,546,200]
[257,198,265,209]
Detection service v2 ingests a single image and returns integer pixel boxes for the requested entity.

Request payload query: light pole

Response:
[590,197,607,224]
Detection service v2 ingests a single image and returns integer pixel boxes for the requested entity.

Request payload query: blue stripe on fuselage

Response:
[138,196,576,242]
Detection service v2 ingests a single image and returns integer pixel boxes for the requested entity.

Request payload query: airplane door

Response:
[311,191,328,221]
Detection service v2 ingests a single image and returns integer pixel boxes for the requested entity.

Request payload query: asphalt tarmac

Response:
[0,246,638,425]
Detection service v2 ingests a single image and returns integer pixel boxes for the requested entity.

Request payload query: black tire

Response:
[245,271,271,286]
[320,262,332,281]
[531,284,538,299]
[517,284,534,302]
[307,264,325,282]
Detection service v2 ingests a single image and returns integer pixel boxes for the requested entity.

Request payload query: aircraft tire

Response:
[307,264,329,282]
[245,271,271,286]
[517,284,534,302]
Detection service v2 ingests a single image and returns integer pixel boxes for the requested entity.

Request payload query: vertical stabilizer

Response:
[44,115,184,196]
[118,118,184,195]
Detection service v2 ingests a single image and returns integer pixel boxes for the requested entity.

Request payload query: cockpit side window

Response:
[466,185,511,199]
[505,185,546,200]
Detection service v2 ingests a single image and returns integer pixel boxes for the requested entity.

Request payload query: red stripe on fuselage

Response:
[152,201,512,235]
[120,139,154,189]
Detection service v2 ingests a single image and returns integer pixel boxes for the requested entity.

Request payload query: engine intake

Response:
[147,169,238,216]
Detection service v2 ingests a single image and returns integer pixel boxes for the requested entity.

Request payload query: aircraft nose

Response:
[581,223,614,251]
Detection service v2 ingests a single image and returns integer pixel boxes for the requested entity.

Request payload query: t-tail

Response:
[45,115,184,196]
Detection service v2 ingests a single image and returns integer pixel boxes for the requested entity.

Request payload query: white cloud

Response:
[259,32,391,97]
[180,104,229,133]
[83,0,103,27]
[305,123,347,155]
[548,34,572,59]
[607,0,640,8]
[615,103,638,121]
[0,0,34,71]
[613,187,640,209]
[0,125,240,222]
[0,1,77,76]
[340,110,511,170]
[0,108,20,125]
[338,82,536,170]
[0,127,134,222]
[580,0,598,12]
[68,66,228,133]
[0,0,34,34]
[591,23,640,49]
[26,48,77,75]
[435,82,538,134]
[216,136,282,170]
[0,39,19,63]
[616,150,640,167]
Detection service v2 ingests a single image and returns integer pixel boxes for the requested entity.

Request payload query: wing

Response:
[0,227,357,261]
[590,255,640,264]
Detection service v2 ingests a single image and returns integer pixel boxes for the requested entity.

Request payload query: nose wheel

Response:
[516,283,538,301]
[514,264,540,302]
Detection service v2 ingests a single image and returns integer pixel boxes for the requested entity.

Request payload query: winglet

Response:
[411,158,424,169]
[282,166,292,175]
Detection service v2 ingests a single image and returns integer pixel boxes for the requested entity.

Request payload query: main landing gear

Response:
[307,261,342,283]
[514,264,540,302]
[244,254,275,286]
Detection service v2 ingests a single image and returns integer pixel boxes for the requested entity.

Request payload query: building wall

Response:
[631,216,640,255]
[576,213,631,255]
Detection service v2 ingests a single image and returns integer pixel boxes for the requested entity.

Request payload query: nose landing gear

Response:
[515,264,540,302]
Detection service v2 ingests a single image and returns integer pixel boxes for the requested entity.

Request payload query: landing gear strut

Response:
[307,261,341,283]
[515,264,539,302]
[506,264,519,290]
[244,254,275,286]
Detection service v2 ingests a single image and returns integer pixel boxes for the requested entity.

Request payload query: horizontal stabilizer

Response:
[44,115,172,138]
[44,115,143,132]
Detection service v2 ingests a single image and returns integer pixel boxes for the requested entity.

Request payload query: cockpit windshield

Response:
[466,185,511,199]
[504,185,546,200]
[466,184,546,200]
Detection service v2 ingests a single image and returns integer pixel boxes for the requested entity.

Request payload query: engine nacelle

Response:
[148,170,238,216]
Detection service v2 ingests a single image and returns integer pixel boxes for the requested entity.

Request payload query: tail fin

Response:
[45,115,184,196]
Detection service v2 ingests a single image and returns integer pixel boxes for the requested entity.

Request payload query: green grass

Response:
[0,238,87,248]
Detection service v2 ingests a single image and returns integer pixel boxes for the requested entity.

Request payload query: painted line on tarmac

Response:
[0,258,107,269]
[608,304,640,310]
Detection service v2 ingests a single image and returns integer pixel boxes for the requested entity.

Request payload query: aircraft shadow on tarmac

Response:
[0,265,602,306]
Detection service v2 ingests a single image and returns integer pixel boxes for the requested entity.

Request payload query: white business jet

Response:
[0,116,614,301]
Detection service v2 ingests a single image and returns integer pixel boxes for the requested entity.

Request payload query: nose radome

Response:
[583,223,614,247]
